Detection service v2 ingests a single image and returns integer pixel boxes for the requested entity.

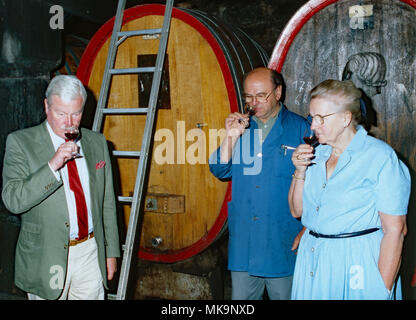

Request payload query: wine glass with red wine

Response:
[244,104,256,117]
[238,104,255,127]
[64,127,82,158]
[303,127,319,147]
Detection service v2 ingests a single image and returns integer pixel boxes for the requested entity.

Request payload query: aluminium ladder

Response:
[91,0,174,300]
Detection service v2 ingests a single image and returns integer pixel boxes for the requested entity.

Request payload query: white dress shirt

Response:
[46,122,94,240]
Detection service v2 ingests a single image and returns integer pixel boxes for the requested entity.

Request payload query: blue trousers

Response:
[231,271,293,300]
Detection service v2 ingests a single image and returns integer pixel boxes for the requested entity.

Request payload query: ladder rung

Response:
[112,151,142,157]
[118,196,133,202]
[102,108,148,114]
[109,67,155,75]
[117,28,161,37]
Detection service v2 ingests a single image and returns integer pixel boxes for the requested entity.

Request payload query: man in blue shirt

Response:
[209,67,309,299]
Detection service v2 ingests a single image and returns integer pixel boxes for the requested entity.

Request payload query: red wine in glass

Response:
[303,126,319,147]
[244,105,256,116]
[64,127,82,158]
[238,104,255,127]
[303,135,318,146]
[65,132,79,141]
[302,128,318,165]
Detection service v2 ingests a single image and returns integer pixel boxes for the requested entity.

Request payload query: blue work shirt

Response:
[291,126,411,299]
[209,105,309,277]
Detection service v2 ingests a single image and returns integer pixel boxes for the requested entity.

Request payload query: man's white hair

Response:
[45,75,87,107]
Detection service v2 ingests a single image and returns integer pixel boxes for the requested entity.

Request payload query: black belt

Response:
[309,228,379,239]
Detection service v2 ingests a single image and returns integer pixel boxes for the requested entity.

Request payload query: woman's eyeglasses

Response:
[307,111,343,125]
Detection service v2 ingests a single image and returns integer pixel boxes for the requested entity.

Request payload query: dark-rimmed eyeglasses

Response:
[243,86,276,103]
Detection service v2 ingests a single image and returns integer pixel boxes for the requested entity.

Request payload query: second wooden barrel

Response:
[77,4,268,262]
[268,0,416,297]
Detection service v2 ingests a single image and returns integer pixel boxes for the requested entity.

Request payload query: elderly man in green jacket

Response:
[2,75,120,300]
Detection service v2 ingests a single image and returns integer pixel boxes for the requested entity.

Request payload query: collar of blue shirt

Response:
[315,125,367,162]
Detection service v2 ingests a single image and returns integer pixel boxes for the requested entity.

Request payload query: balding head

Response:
[243,67,284,90]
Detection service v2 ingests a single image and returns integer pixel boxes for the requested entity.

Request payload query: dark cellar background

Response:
[57,0,309,55]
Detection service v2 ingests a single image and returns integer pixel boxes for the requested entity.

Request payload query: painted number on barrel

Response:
[293,80,313,106]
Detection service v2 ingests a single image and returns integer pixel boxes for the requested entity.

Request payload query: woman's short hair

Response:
[45,75,87,107]
[310,79,362,126]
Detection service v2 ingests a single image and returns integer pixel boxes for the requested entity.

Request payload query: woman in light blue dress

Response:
[288,80,411,300]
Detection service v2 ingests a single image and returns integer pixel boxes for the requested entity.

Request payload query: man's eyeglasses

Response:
[243,87,276,103]
[307,111,343,125]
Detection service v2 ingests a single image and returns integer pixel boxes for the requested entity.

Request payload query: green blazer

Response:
[2,121,120,299]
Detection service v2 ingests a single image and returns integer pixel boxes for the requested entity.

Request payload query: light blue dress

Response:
[291,126,411,300]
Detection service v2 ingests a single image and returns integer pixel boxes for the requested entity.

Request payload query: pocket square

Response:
[96,160,106,169]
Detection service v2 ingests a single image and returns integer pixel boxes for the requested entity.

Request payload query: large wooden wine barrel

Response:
[77,4,268,262]
[268,0,416,298]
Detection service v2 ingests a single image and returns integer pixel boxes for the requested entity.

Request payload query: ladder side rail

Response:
[92,0,127,132]
[115,0,174,300]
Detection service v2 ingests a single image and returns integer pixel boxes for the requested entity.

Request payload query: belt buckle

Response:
[69,232,93,246]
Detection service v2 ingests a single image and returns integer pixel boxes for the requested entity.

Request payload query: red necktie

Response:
[67,158,88,239]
